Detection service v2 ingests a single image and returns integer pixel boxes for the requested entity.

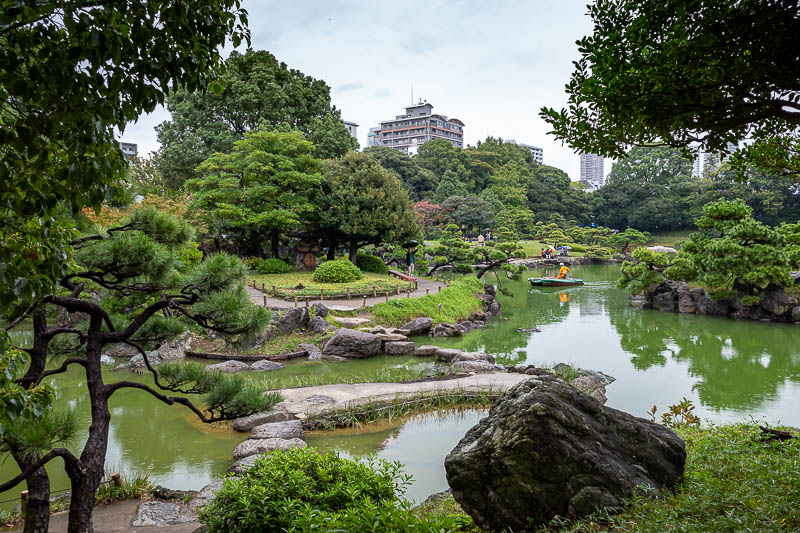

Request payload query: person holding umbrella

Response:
[404,240,419,276]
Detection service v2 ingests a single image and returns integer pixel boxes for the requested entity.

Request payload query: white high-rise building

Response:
[343,121,358,139]
[506,139,543,164]
[579,152,604,190]
[692,152,703,177]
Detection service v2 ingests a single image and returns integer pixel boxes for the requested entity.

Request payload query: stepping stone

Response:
[232,438,307,459]
[232,404,291,432]
[133,501,195,526]
[334,317,372,327]
[384,341,415,355]
[250,420,305,440]
[250,360,284,372]
[206,360,250,373]
[188,480,223,511]
[326,304,358,312]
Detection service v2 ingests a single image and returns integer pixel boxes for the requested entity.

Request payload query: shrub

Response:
[356,253,388,274]
[242,257,261,271]
[313,258,362,283]
[256,257,292,274]
[485,240,496,247]
[586,246,616,259]
[198,448,464,532]
[452,263,474,274]
[176,242,203,271]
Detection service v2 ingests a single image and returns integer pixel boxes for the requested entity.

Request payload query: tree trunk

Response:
[20,464,51,533]
[348,240,359,263]
[326,238,337,260]
[67,329,109,533]
[271,230,280,258]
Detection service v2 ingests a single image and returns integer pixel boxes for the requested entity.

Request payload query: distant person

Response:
[468,230,473,243]
[556,262,572,279]
[406,247,417,276]
[477,234,485,246]
[540,248,546,259]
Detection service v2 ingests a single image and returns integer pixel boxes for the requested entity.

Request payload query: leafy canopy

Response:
[541,0,800,177]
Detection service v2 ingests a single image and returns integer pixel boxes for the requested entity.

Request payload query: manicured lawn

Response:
[250,271,409,299]
[518,239,586,258]
[646,229,692,248]
[371,277,485,326]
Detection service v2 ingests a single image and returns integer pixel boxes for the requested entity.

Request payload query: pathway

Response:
[277,372,531,419]
[246,278,448,311]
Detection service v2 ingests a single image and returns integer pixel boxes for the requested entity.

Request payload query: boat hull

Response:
[528,277,584,287]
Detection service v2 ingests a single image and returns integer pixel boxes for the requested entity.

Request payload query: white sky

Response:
[123,0,609,181]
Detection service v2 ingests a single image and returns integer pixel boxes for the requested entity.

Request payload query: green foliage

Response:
[585,246,616,260]
[316,152,420,258]
[187,130,322,257]
[541,0,800,178]
[199,447,465,532]
[256,258,292,275]
[95,470,154,505]
[365,146,438,200]
[157,49,356,188]
[606,228,652,253]
[371,278,484,326]
[618,247,671,294]
[356,253,388,274]
[556,424,800,532]
[648,398,700,429]
[452,263,475,274]
[313,259,363,283]
[665,199,799,299]
[432,170,469,204]
[176,242,203,271]
[427,224,477,274]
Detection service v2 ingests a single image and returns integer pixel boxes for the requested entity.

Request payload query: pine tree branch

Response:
[33,357,89,386]
[0,448,80,493]
[103,381,224,422]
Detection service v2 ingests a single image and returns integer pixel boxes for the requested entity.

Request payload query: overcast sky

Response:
[124,0,606,181]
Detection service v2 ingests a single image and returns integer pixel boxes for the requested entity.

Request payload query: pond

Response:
[3,263,800,510]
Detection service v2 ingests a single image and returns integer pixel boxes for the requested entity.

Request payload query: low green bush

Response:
[453,263,474,274]
[313,258,362,283]
[198,447,465,532]
[356,253,388,274]
[256,258,292,274]
[242,257,261,270]
[585,246,615,259]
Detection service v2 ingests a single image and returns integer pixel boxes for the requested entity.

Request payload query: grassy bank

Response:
[370,277,485,326]
[251,271,407,299]
[416,423,800,532]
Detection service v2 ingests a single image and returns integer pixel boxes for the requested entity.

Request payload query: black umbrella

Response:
[402,240,419,248]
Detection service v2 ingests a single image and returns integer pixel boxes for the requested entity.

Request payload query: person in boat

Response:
[556,262,572,279]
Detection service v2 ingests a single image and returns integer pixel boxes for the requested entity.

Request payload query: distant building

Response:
[704,142,737,174]
[692,152,703,177]
[343,121,358,139]
[506,139,543,164]
[119,142,138,160]
[370,100,464,155]
[579,152,604,190]
[367,127,381,147]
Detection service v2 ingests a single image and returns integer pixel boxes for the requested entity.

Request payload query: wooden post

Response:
[362,295,367,307]
[426,288,430,296]
[320,289,324,300]
[409,282,413,293]
[372,286,377,297]
[346,288,351,300]
[261,282,265,291]
[438,286,442,293]
[111,472,124,487]
[305,298,309,307]
[20,490,28,511]
[396,285,401,295]
[385,293,389,302]
[406,290,411,298]
[263,295,267,306]
[272,285,277,297]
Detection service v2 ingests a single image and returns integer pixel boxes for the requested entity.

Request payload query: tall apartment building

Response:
[371,100,464,155]
[506,139,543,164]
[692,152,703,177]
[343,121,358,139]
[119,142,138,160]
[367,127,381,147]
[579,152,604,190]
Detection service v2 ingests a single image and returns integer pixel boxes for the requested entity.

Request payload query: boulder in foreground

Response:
[445,376,686,531]
[321,328,381,358]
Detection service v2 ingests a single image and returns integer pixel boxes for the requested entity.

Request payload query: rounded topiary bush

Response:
[313,258,362,283]
[356,253,388,274]
[256,258,292,274]
[453,263,474,274]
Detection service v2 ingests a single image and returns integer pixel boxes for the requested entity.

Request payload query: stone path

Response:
[276,372,531,419]
[246,278,448,311]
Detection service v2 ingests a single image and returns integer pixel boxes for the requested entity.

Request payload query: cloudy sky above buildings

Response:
[124,1,604,181]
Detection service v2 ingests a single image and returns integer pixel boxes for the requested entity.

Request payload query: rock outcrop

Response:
[308,316,335,333]
[383,341,416,355]
[445,376,686,531]
[206,360,250,373]
[250,360,284,372]
[400,317,433,335]
[321,328,381,358]
[279,308,309,335]
[451,360,498,373]
[312,302,329,317]
[250,420,304,440]
[232,405,291,432]
[432,323,466,337]
[232,437,307,460]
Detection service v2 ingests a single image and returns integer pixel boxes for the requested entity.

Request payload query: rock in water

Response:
[250,360,284,372]
[250,420,305,440]
[206,360,250,373]
[400,317,433,335]
[444,376,686,531]
[321,328,381,358]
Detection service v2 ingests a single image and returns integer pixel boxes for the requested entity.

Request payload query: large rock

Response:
[451,352,495,364]
[451,360,498,373]
[760,284,798,317]
[206,360,250,373]
[793,306,800,322]
[400,317,433,335]
[250,360,284,372]
[334,317,371,328]
[308,316,335,333]
[188,480,223,511]
[232,438,307,459]
[312,302,329,317]
[445,377,686,531]
[370,326,411,336]
[250,420,305,440]
[227,454,260,475]
[652,291,677,312]
[488,301,501,315]
[570,375,608,404]
[299,342,323,360]
[133,501,194,527]
[432,323,466,337]
[695,294,729,316]
[103,343,139,359]
[376,332,408,342]
[129,351,162,369]
[156,333,193,361]
[423,346,465,362]
[321,328,381,358]
[383,341,416,355]
[232,405,291,432]
[280,308,309,335]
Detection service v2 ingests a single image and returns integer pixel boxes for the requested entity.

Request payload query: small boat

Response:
[528,277,584,287]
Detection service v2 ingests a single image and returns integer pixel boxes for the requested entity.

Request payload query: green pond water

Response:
[3,263,800,509]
